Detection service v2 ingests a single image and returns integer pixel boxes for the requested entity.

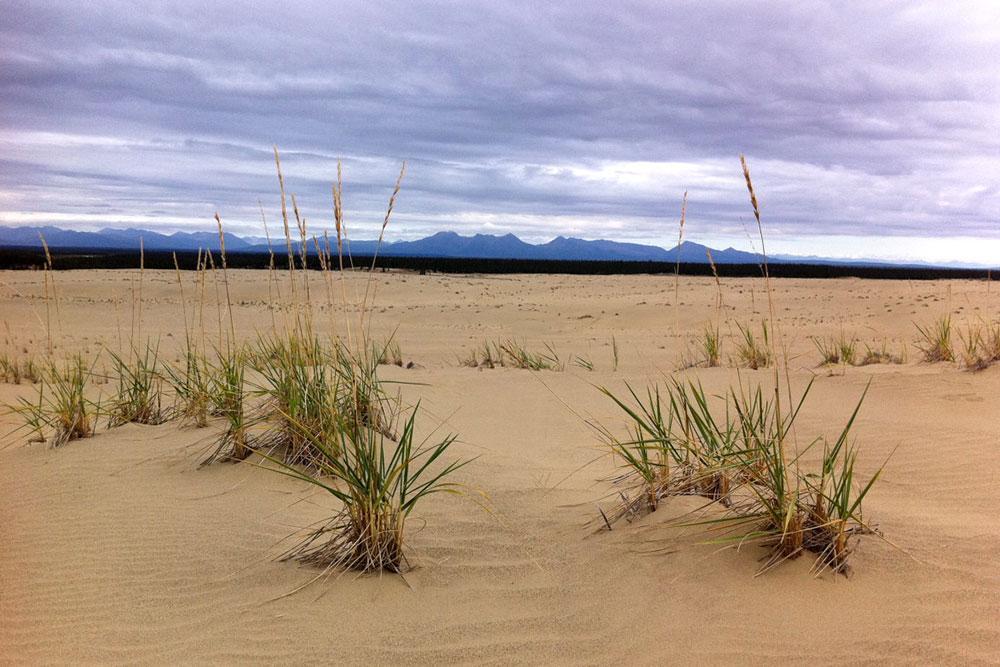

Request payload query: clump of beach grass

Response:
[979,321,1000,364]
[813,332,858,366]
[163,344,213,427]
[600,375,883,575]
[596,156,886,577]
[460,340,504,368]
[460,339,563,370]
[698,325,722,367]
[499,339,563,370]
[734,320,771,369]
[202,346,252,464]
[0,354,39,384]
[375,336,403,367]
[106,343,169,427]
[948,319,1000,372]
[597,379,745,520]
[264,402,467,573]
[858,339,907,366]
[248,154,469,575]
[11,355,99,447]
[915,315,954,363]
[331,340,395,439]
[264,338,333,464]
[251,332,365,467]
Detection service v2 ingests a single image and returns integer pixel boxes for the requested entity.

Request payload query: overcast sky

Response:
[2,1,999,263]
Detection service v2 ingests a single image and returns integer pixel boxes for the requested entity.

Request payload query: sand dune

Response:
[2,269,999,664]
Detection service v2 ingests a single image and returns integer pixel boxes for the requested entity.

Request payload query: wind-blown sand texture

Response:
[2,269,999,664]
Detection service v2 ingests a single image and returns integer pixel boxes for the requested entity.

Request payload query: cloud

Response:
[1,0,999,261]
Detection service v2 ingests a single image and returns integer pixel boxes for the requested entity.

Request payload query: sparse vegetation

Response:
[980,321,1000,364]
[1,147,472,588]
[958,322,988,370]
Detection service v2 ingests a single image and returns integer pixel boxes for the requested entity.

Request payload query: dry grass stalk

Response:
[259,200,279,332]
[37,232,57,356]
[740,155,802,561]
[214,213,237,348]
[205,250,226,350]
[361,162,407,336]
[274,146,297,306]
[673,190,687,316]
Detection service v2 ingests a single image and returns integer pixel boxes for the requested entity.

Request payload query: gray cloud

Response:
[1,0,999,261]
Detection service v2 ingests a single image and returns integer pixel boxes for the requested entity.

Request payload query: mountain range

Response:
[0,225,983,269]
[0,225,766,263]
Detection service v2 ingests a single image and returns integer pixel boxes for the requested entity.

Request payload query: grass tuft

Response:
[698,324,722,367]
[263,402,467,573]
[460,339,563,371]
[202,346,252,465]
[460,340,504,368]
[859,339,906,366]
[499,339,563,370]
[915,315,954,363]
[0,354,39,384]
[11,355,99,447]
[957,321,990,371]
[812,332,858,366]
[375,336,404,367]
[163,345,212,427]
[599,378,883,575]
[734,320,771,369]
[106,343,169,427]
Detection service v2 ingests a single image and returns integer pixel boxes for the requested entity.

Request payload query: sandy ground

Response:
[1,268,999,664]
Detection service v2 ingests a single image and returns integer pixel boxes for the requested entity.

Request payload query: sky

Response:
[2,1,999,264]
